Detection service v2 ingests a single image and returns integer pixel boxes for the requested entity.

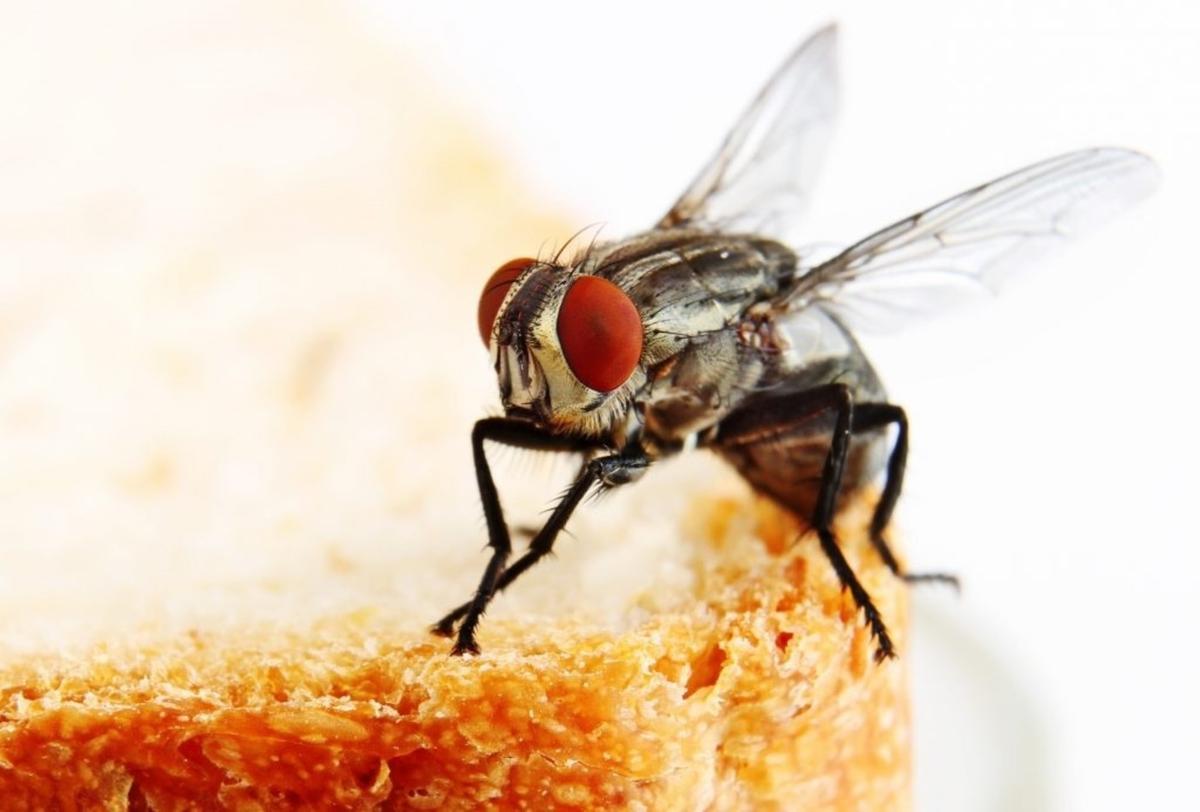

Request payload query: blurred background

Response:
[1,1,1196,810]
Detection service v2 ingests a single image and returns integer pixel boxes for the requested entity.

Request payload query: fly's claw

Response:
[834,577,896,662]
[862,603,897,663]
[451,637,481,657]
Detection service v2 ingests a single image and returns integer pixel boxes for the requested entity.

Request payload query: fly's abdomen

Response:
[717,420,887,520]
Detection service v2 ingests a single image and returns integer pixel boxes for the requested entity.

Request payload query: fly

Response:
[431,24,1158,661]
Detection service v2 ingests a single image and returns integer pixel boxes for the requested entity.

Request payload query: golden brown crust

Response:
[0,493,908,811]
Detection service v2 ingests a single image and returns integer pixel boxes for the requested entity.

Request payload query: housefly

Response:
[432,24,1157,661]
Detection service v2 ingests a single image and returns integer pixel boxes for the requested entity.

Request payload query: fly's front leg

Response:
[717,384,896,662]
[435,418,598,656]
[485,453,648,602]
[436,451,648,653]
[852,403,959,589]
[435,451,649,651]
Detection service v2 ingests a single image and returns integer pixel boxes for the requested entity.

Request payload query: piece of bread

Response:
[0,494,908,810]
[0,3,910,808]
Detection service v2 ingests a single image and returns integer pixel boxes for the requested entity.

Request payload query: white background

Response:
[362,2,1199,810]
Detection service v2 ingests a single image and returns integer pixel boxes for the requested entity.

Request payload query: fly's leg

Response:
[717,384,896,662]
[433,457,592,637]
[436,452,648,653]
[434,418,598,656]
[809,387,897,662]
[852,403,959,589]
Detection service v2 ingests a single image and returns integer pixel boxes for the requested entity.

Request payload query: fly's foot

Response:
[862,602,897,663]
[436,601,485,655]
[451,636,481,657]
[870,530,960,592]
[430,618,456,638]
[430,601,470,639]
[816,526,897,663]
[902,571,961,591]
[834,570,896,663]
[451,612,484,656]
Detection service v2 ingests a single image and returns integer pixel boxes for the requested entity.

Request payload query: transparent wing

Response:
[657,24,838,242]
[782,148,1159,333]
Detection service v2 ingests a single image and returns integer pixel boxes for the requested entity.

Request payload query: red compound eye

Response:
[556,276,643,392]
[477,258,535,346]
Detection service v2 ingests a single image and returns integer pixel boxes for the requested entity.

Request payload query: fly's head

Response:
[476,258,645,437]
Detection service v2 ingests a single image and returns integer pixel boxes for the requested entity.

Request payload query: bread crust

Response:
[0,494,908,811]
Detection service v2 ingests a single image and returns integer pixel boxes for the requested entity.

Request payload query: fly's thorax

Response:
[488,264,646,438]
[594,230,794,366]
[641,328,762,442]
[576,230,798,444]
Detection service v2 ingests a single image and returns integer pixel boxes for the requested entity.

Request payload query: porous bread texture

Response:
[0,494,909,810]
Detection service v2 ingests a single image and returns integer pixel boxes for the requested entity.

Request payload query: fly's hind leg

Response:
[716,384,896,662]
[852,403,959,589]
